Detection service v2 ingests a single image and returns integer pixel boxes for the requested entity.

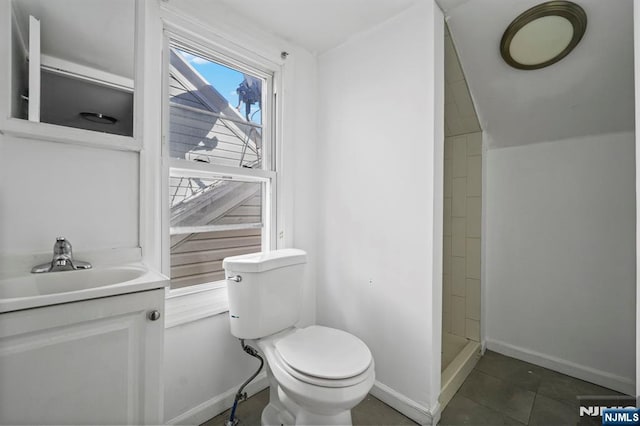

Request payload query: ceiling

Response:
[438,0,635,148]
[13,0,633,148]
[213,0,419,54]
[13,0,134,79]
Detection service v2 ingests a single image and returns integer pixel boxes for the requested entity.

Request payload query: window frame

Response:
[161,30,278,299]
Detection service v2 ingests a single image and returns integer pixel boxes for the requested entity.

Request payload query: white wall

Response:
[163,314,267,423]
[485,131,636,395]
[315,1,444,421]
[0,136,139,255]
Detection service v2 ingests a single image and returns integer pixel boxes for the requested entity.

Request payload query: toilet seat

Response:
[257,326,376,421]
[272,347,373,388]
[273,326,372,387]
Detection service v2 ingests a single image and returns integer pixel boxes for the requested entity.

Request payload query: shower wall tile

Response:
[444,274,452,311]
[444,25,482,344]
[467,156,482,197]
[446,102,461,124]
[444,197,452,236]
[465,319,480,341]
[452,257,466,297]
[452,178,466,217]
[445,82,456,105]
[450,80,476,118]
[446,116,464,137]
[466,279,481,321]
[444,27,480,138]
[461,116,481,134]
[444,137,453,160]
[452,217,466,257]
[466,196,481,238]
[467,132,482,156]
[443,236,452,276]
[444,159,452,197]
[452,296,466,337]
[466,238,481,279]
[453,136,467,177]
[443,310,452,334]
[445,36,465,84]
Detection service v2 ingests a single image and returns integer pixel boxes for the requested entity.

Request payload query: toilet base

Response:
[292,409,352,426]
[261,384,353,426]
[261,400,353,426]
[261,402,294,426]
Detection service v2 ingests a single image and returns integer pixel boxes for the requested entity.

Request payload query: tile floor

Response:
[441,350,625,426]
[201,350,626,426]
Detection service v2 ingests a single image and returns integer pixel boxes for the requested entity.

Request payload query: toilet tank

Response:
[223,249,307,339]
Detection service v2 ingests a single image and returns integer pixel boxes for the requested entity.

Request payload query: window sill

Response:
[164,281,229,328]
[0,117,141,152]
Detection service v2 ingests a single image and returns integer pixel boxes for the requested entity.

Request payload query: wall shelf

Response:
[0,117,141,152]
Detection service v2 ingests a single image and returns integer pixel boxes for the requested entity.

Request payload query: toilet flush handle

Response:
[227,274,242,283]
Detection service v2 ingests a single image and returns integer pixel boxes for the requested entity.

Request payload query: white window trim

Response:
[164,281,228,328]
[160,20,284,326]
[169,163,273,236]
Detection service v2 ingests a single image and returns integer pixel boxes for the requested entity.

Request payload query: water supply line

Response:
[226,339,264,426]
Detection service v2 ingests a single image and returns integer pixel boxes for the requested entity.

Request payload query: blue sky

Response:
[178,50,262,124]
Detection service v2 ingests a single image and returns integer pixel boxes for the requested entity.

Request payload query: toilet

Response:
[223,249,375,426]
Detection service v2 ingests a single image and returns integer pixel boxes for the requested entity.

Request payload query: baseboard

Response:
[166,373,268,425]
[370,381,440,425]
[486,339,635,396]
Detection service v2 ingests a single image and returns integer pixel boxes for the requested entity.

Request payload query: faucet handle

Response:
[53,237,72,256]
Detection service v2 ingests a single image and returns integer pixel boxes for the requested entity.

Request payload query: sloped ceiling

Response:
[437,0,634,148]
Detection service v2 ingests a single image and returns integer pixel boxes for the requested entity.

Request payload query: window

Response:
[164,40,275,290]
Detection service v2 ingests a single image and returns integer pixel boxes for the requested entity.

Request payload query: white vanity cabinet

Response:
[0,289,165,425]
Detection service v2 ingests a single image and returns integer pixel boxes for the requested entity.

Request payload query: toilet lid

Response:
[274,326,372,380]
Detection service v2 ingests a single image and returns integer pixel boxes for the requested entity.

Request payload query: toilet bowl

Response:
[257,326,375,425]
[223,249,375,425]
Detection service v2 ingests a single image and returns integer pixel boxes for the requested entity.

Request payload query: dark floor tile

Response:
[537,369,623,408]
[201,389,417,426]
[458,371,536,424]
[201,389,269,426]
[439,394,525,425]
[475,351,546,392]
[529,394,580,425]
[352,395,418,425]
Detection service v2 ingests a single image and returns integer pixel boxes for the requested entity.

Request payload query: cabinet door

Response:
[28,15,40,122]
[0,289,164,425]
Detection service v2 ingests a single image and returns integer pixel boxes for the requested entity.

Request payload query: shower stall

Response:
[440,24,482,408]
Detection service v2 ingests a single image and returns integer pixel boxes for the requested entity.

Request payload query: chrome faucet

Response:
[31,237,92,273]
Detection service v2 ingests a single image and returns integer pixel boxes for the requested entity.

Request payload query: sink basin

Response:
[0,263,168,313]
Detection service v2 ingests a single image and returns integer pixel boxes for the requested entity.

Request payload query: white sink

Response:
[0,263,168,313]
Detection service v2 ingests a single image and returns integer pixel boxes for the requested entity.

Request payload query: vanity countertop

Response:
[0,262,168,313]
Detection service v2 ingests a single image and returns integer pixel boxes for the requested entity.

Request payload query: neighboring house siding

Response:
[170,228,261,289]
[169,103,259,167]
